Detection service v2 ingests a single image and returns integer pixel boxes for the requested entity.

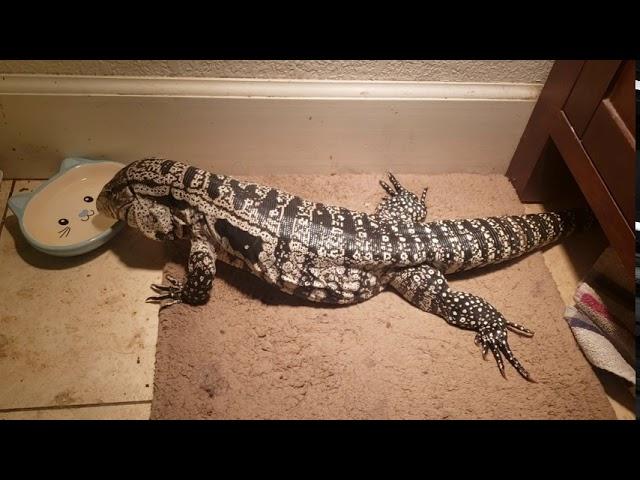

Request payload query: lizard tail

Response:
[425,207,596,274]
[500,207,596,257]
[547,207,596,238]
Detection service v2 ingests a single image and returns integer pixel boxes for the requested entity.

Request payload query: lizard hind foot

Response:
[475,322,536,382]
[375,172,428,223]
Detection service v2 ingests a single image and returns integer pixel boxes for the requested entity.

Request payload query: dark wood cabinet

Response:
[507,60,635,275]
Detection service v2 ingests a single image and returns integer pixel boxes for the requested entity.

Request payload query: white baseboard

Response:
[0,75,541,178]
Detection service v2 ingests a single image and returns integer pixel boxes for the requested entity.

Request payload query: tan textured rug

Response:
[150,173,615,419]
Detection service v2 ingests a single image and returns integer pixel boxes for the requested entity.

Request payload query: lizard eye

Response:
[84,196,94,202]
[58,218,69,225]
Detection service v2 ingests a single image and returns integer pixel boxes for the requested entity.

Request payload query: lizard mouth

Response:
[121,202,134,223]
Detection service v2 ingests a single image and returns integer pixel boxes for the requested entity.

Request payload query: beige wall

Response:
[0,60,554,83]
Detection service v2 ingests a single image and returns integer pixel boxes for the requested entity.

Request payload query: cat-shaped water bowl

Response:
[8,157,125,256]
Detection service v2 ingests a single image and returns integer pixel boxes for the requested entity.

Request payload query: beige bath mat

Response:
[150,173,615,419]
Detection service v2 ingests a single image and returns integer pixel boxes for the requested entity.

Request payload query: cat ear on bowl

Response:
[8,191,33,220]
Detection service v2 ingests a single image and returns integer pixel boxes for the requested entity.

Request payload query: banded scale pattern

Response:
[423,211,580,274]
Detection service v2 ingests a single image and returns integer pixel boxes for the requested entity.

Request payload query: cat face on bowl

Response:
[55,194,98,239]
[23,179,118,247]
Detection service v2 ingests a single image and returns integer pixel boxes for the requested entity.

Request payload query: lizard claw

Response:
[145,296,181,310]
[379,180,396,196]
[147,274,184,306]
[380,173,407,196]
[505,320,535,337]
[475,321,535,382]
[387,172,404,193]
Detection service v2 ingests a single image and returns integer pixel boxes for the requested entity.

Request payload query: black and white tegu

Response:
[97,158,593,381]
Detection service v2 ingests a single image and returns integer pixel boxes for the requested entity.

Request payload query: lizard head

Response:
[97,164,135,222]
[97,158,183,241]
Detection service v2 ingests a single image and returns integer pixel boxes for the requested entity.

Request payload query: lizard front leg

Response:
[147,238,217,307]
[390,265,535,381]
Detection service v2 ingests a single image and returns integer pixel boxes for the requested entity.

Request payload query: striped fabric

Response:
[564,305,635,384]
[574,283,635,366]
[563,247,636,385]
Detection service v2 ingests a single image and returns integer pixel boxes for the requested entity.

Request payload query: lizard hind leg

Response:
[390,265,536,382]
[375,172,428,223]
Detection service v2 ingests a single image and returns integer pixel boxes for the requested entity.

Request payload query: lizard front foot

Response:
[146,274,184,308]
[474,319,536,382]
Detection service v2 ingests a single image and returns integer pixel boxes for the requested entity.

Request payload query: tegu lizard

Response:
[97,158,593,381]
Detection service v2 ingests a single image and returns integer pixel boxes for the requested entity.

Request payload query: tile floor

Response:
[0,180,634,419]
[0,179,164,419]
